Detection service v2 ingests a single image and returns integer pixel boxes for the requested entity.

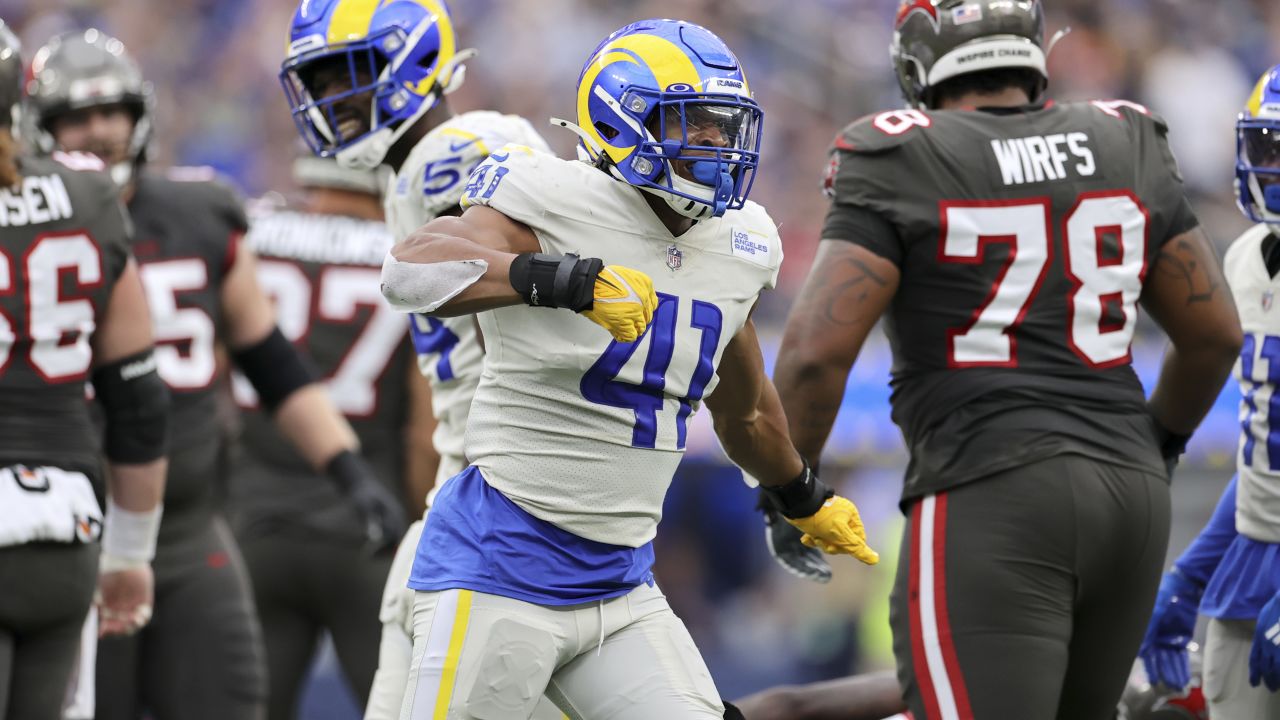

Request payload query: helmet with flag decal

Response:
[891,0,1049,110]
[279,0,473,170]
[1237,64,1280,230]
[27,29,154,185]
[556,18,764,220]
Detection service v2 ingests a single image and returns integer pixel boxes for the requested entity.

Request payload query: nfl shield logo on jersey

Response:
[1265,290,1274,312]
[667,244,683,271]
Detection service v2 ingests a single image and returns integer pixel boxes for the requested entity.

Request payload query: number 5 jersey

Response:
[823,101,1199,501]
[384,111,550,487]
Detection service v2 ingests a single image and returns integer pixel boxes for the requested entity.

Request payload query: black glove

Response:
[1153,419,1192,479]
[327,450,408,553]
[759,491,832,584]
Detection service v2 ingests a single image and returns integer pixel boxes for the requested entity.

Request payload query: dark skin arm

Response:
[401,357,439,515]
[386,205,539,316]
[773,240,900,465]
[704,317,806,486]
[734,671,907,720]
[1141,226,1243,435]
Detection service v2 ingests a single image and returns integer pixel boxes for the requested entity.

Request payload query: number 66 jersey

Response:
[457,145,782,549]
[823,101,1199,502]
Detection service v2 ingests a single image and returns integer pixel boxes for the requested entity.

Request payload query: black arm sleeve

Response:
[232,327,319,412]
[93,350,171,463]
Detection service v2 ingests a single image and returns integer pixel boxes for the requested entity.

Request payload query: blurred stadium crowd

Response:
[6,0,1278,714]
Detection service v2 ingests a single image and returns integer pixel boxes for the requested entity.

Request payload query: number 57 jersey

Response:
[385,111,550,482]
[1225,223,1280,545]
[460,146,782,547]
[824,101,1199,501]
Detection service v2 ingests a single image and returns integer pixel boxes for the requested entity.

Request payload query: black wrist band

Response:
[1152,419,1192,460]
[759,460,834,519]
[325,449,363,492]
[508,252,603,312]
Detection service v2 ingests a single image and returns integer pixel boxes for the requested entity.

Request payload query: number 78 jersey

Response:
[825,102,1198,456]
[460,146,782,547]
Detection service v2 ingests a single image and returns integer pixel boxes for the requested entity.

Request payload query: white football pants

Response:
[363,519,564,720]
[399,581,723,720]
[1204,618,1280,720]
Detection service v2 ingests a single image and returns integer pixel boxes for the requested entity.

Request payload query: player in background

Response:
[772,1,1243,718]
[0,22,167,719]
[735,672,907,720]
[1138,64,1280,720]
[276,2,563,717]
[377,18,877,718]
[27,29,404,720]
[227,154,428,719]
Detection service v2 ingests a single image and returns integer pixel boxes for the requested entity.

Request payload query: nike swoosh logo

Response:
[448,137,480,152]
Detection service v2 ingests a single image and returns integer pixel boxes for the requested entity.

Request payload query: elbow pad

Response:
[380,252,488,313]
[93,350,171,463]
[233,326,318,412]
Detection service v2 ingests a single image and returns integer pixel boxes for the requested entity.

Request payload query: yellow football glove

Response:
[580,265,658,343]
[786,495,880,566]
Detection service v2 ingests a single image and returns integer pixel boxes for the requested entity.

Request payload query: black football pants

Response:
[96,516,267,720]
[890,454,1170,720]
[0,542,96,720]
[237,530,393,720]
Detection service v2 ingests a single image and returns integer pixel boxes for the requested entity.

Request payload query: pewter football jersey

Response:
[384,111,549,478]
[1226,223,1280,543]
[460,145,782,546]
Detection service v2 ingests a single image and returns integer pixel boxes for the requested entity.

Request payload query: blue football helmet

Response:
[279,0,472,170]
[1237,64,1280,229]
[557,19,763,220]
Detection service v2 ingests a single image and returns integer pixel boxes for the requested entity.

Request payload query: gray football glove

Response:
[760,495,832,583]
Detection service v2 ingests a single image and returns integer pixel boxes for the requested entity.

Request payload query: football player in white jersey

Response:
[378,18,878,719]
[1136,64,1280,719]
[277,2,562,718]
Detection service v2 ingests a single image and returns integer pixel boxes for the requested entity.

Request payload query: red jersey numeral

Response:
[940,192,1148,367]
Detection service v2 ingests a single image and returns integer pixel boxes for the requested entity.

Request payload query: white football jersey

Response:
[460,145,782,546]
[1226,222,1280,543]
[384,111,550,478]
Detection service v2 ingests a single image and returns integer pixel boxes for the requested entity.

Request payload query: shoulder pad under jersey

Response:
[831,109,937,155]
[403,111,550,220]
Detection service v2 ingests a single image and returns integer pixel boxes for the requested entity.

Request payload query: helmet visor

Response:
[280,41,390,156]
[641,94,763,212]
[1242,123,1280,171]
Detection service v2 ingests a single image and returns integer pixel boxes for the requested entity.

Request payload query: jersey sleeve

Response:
[76,170,134,282]
[201,179,250,273]
[97,197,135,281]
[413,114,554,220]
[208,179,250,235]
[821,143,909,266]
[733,202,785,290]
[459,144,551,237]
[1127,107,1200,245]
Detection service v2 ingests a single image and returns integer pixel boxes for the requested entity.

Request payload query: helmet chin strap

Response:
[1248,172,1280,233]
[335,47,477,171]
[550,117,605,163]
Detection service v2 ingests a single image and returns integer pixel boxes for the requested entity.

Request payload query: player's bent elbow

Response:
[380,248,489,315]
[1190,321,1244,365]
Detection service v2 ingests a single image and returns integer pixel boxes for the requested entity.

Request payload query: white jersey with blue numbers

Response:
[1226,222,1280,544]
[460,145,783,547]
[384,111,550,477]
